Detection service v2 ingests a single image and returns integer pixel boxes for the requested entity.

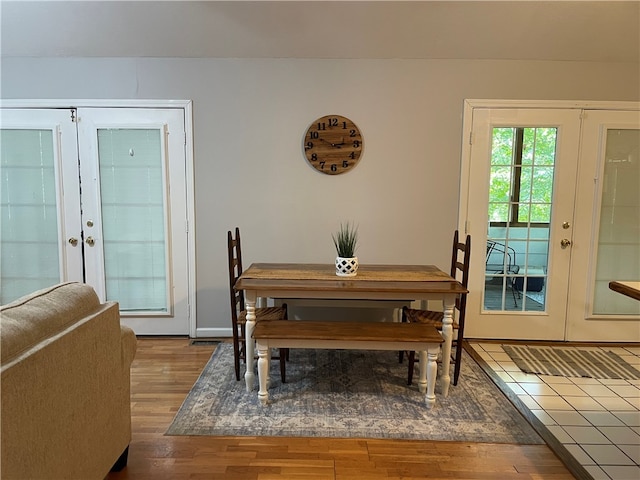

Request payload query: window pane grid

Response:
[485,127,556,312]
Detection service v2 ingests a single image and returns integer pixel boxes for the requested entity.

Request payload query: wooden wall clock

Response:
[303,115,363,175]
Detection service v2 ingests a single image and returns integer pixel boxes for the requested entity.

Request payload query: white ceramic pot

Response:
[335,256,358,277]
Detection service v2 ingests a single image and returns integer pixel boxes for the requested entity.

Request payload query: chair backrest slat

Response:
[449,230,471,313]
[228,227,245,319]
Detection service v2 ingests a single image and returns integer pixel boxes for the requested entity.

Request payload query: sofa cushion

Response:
[1,282,102,365]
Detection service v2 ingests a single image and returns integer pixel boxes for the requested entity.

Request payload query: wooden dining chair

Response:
[228,227,288,382]
[400,230,471,386]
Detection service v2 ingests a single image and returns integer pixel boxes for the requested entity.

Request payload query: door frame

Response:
[459,99,640,341]
[2,99,197,337]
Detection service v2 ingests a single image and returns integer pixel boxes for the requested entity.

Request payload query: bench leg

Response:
[417,350,428,394]
[257,341,270,405]
[419,346,439,408]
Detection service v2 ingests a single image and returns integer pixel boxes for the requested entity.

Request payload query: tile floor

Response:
[469,342,640,480]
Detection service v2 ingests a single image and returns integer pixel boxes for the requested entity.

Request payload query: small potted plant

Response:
[332,222,359,277]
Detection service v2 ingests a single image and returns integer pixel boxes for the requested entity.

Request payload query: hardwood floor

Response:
[106,338,576,480]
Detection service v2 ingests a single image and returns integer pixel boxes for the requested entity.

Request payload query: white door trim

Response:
[1,100,197,337]
[462,99,640,111]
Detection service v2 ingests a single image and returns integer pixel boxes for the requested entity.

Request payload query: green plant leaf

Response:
[332,222,358,258]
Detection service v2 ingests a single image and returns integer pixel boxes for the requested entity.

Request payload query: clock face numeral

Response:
[318,160,350,171]
[303,115,363,175]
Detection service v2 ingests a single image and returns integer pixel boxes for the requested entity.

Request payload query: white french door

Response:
[460,101,640,342]
[566,110,640,341]
[462,108,582,340]
[1,105,193,335]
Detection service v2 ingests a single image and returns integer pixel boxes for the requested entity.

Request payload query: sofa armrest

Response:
[121,325,137,368]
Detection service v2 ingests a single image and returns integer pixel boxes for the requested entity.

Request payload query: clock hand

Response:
[320,138,343,148]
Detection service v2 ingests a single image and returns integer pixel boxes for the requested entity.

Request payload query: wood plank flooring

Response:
[106,338,576,480]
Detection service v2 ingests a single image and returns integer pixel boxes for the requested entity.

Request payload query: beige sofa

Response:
[1,282,137,480]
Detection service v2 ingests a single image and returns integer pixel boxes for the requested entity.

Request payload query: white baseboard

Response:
[194,327,232,338]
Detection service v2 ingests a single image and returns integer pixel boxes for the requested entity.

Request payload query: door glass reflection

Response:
[593,128,640,315]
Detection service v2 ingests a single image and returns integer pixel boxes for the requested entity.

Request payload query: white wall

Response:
[2,57,638,335]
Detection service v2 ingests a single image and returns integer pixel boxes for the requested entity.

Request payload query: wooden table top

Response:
[609,281,640,301]
[235,263,467,295]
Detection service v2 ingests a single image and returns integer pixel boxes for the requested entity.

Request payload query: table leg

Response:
[244,290,257,392]
[441,296,455,397]
[256,340,269,405]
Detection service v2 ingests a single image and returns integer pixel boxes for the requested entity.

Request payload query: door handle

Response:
[560,238,572,248]
[68,237,78,247]
[85,236,95,246]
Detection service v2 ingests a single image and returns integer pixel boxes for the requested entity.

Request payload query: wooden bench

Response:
[252,320,443,407]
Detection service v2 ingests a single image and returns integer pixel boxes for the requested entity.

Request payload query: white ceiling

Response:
[1,1,639,62]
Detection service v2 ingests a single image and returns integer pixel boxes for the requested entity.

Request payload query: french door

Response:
[460,102,639,342]
[1,106,193,335]
[462,108,582,340]
[566,110,640,341]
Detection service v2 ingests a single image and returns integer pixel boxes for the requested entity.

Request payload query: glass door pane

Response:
[97,128,169,312]
[0,129,59,302]
[0,109,82,304]
[592,128,640,315]
[485,127,555,312]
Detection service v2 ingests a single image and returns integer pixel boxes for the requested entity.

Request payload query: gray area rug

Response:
[166,343,543,443]
[502,345,640,380]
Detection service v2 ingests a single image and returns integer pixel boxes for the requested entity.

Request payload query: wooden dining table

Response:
[234,263,468,397]
[609,281,640,301]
